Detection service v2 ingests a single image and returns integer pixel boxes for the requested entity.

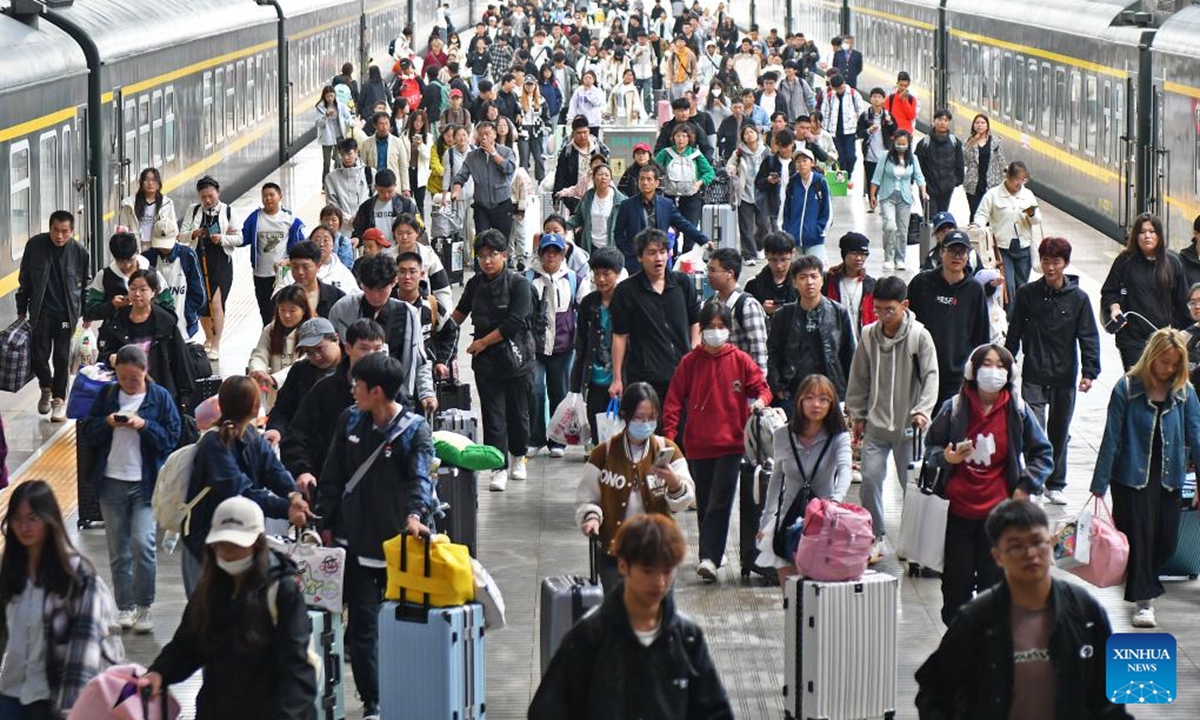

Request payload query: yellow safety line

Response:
[0,106,80,144]
[0,426,80,553]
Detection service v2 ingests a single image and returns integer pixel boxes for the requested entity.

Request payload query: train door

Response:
[111,88,134,208]
[1117,76,1137,231]
[1148,80,1170,227]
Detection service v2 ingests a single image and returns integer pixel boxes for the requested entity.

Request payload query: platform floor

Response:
[3,139,1199,719]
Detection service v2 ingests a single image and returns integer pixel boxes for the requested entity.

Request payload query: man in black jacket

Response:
[767,255,856,401]
[915,109,965,214]
[529,513,733,720]
[1005,237,1100,505]
[351,169,421,243]
[16,210,90,419]
[316,352,435,720]
[916,500,1132,720]
[264,317,341,442]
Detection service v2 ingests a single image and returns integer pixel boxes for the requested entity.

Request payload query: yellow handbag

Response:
[383,532,475,607]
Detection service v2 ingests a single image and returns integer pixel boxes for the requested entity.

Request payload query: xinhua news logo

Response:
[1106,633,1176,705]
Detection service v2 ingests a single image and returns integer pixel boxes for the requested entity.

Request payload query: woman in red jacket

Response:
[664,300,771,584]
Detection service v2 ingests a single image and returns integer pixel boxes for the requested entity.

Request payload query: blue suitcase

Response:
[308,608,346,720]
[1160,507,1200,580]
[378,534,486,720]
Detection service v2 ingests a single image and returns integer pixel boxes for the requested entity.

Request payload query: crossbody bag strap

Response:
[776,432,833,535]
[342,413,417,499]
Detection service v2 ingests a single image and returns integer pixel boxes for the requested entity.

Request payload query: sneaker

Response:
[50,398,66,423]
[847,181,855,190]
[549,446,566,458]
[896,261,907,271]
[1132,606,1157,628]
[526,445,542,457]
[882,261,895,272]
[696,559,718,583]
[868,540,885,565]
[132,606,153,633]
[363,703,381,720]
[867,205,875,213]
[206,346,220,361]
[745,258,758,266]
[511,456,528,481]
[1045,489,1068,505]
[489,470,508,492]
[37,388,52,415]
[117,608,136,630]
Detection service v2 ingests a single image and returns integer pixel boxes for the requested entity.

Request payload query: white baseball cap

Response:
[206,496,265,547]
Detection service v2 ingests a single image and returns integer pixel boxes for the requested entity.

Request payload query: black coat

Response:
[266,358,337,434]
[97,304,195,410]
[1004,276,1101,388]
[528,584,733,720]
[767,297,856,399]
[280,358,352,479]
[151,552,317,720]
[915,133,965,195]
[915,580,1132,720]
[16,233,90,328]
[570,290,608,394]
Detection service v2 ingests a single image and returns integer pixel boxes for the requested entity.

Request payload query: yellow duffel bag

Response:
[383,532,475,607]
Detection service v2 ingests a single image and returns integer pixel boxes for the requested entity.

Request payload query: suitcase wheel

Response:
[1191,574,1199,580]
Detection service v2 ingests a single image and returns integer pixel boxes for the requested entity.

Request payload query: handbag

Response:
[66,664,179,720]
[548,392,588,446]
[772,432,832,561]
[826,163,849,197]
[382,532,475,607]
[67,364,115,420]
[0,319,32,393]
[595,397,624,444]
[266,529,347,613]
[1066,497,1129,589]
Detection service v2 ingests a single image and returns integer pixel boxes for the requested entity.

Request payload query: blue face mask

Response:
[627,420,656,442]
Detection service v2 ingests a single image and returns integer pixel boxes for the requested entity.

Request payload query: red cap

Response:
[361,228,392,247]
[450,88,463,98]
[633,142,651,153]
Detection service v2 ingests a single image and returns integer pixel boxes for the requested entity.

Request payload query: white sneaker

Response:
[869,540,886,565]
[511,456,528,481]
[745,258,758,266]
[896,261,907,271]
[1132,606,1157,628]
[526,445,542,457]
[132,606,153,633]
[549,446,566,459]
[882,261,895,272]
[1045,489,1068,505]
[50,398,66,423]
[489,470,508,492]
[117,608,136,630]
[37,388,52,415]
[696,559,718,583]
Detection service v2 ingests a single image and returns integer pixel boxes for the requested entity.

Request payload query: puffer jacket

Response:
[150,551,317,720]
[529,586,734,720]
[15,233,90,328]
[782,171,831,249]
[915,132,965,195]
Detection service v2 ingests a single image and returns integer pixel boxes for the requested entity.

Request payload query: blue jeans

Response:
[880,196,912,266]
[530,351,574,450]
[833,134,857,175]
[1000,242,1032,317]
[99,479,156,610]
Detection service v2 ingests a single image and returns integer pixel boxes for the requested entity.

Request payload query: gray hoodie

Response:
[845,310,940,439]
[323,160,372,219]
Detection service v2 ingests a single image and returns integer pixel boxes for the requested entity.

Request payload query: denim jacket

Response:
[1090,375,1200,495]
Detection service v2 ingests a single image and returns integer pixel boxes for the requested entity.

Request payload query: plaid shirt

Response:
[723,289,769,371]
[488,44,515,75]
[43,558,124,713]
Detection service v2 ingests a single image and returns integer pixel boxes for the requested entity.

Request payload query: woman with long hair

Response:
[401,110,435,215]
[247,284,312,396]
[703,78,731,129]
[140,497,316,719]
[314,85,352,180]
[1101,212,1191,369]
[518,78,550,182]
[926,344,1052,625]
[0,481,122,717]
[116,167,176,251]
[1092,329,1200,628]
[81,344,181,635]
[357,65,390,117]
[755,374,852,589]
[869,129,928,272]
[567,70,605,136]
[538,64,563,128]
[972,161,1041,306]
[727,124,771,263]
[180,376,312,597]
[962,113,1007,219]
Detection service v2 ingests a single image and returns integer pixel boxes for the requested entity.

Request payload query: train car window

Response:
[60,123,74,212]
[255,56,264,121]
[247,60,257,124]
[151,91,163,168]
[992,51,1002,115]
[123,99,138,175]
[203,72,214,150]
[9,141,31,262]
[1069,70,1081,149]
[1102,81,1111,164]
[1114,83,1125,168]
[1003,54,1013,119]
[981,46,990,107]
[1014,55,1025,127]
[38,132,57,222]
[1084,76,1097,157]
[225,64,235,136]
[1027,60,1038,128]
[165,87,176,162]
[215,68,225,142]
[138,95,150,173]
[237,61,246,130]
[1053,67,1066,143]
[960,42,969,102]
[1040,64,1051,137]
[970,45,979,106]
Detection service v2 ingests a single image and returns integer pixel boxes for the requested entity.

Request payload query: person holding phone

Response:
[972,161,1041,314]
[79,344,182,634]
[576,383,696,593]
[925,343,1053,625]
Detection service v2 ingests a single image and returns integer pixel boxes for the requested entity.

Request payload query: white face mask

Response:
[702,328,729,347]
[711,88,721,97]
[216,555,254,576]
[976,366,1008,393]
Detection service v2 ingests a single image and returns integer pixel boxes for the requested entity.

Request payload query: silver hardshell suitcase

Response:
[702,203,738,252]
[783,572,898,720]
[539,537,604,674]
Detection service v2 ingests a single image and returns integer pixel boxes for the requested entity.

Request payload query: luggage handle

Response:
[139,683,169,720]
[910,422,923,459]
[397,529,434,615]
[588,533,601,586]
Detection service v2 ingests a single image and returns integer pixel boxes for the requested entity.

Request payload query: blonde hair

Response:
[1130,328,1190,395]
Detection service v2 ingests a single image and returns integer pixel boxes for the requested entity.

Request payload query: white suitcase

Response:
[702,203,738,253]
[783,572,898,720]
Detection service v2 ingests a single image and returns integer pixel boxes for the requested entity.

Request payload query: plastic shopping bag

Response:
[595,397,625,444]
[1053,502,1094,570]
[266,530,347,612]
[69,326,98,369]
[548,392,587,446]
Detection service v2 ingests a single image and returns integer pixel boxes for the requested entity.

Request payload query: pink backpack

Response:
[66,664,180,720]
[794,498,875,582]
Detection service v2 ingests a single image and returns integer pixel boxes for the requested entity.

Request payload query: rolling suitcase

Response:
[433,408,479,443]
[308,608,346,720]
[195,374,222,402]
[75,433,103,528]
[378,534,486,720]
[539,537,604,674]
[435,379,472,412]
[738,460,774,579]
[701,204,738,253]
[783,572,898,720]
[435,464,478,557]
[1160,474,1200,579]
[432,234,466,287]
[691,272,716,303]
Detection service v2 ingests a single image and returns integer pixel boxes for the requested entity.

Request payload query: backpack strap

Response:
[731,290,750,328]
[342,412,418,499]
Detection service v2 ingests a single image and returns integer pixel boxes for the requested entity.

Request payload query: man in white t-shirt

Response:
[240,182,305,324]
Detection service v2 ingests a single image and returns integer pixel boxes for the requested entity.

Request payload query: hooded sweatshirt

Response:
[907,268,990,398]
[662,343,771,459]
[527,257,579,357]
[323,160,373,219]
[845,311,940,439]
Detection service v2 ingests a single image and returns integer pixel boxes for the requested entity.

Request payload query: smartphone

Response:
[654,447,674,467]
[113,414,129,424]
[954,440,972,454]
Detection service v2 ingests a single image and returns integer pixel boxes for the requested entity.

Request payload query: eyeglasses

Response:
[477,251,505,263]
[1001,539,1051,557]
[1188,301,1200,309]
[875,306,901,317]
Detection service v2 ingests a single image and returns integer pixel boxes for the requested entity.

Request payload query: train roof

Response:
[43,0,277,64]
[0,7,87,92]
[944,0,1146,42]
[1153,2,1200,56]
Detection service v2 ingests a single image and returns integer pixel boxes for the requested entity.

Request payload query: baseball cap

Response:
[538,233,567,253]
[796,147,815,161]
[296,317,337,348]
[206,496,265,548]
[150,219,176,250]
[839,232,870,257]
[931,212,957,231]
[942,229,971,248]
[633,142,651,154]
[361,227,392,248]
[450,88,463,98]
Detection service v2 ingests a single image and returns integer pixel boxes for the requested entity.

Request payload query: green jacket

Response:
[566,187,628,253]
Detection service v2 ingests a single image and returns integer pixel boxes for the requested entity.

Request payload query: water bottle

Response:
[162,530,180,555]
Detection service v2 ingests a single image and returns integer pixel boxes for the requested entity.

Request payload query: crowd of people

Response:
[5,1,1200,719]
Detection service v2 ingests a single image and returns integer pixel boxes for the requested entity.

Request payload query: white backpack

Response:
[151,430,212,534]
[663,148,699,196]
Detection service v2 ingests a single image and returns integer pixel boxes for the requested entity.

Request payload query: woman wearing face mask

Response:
[925,343,1053,626]
[869,129,928,272]
[662,302,771,583]
[139,496,317,720]
[576,382,697,593]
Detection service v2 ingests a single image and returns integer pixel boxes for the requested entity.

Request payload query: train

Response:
[0,0,471,314]
[767,0,1200,246]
